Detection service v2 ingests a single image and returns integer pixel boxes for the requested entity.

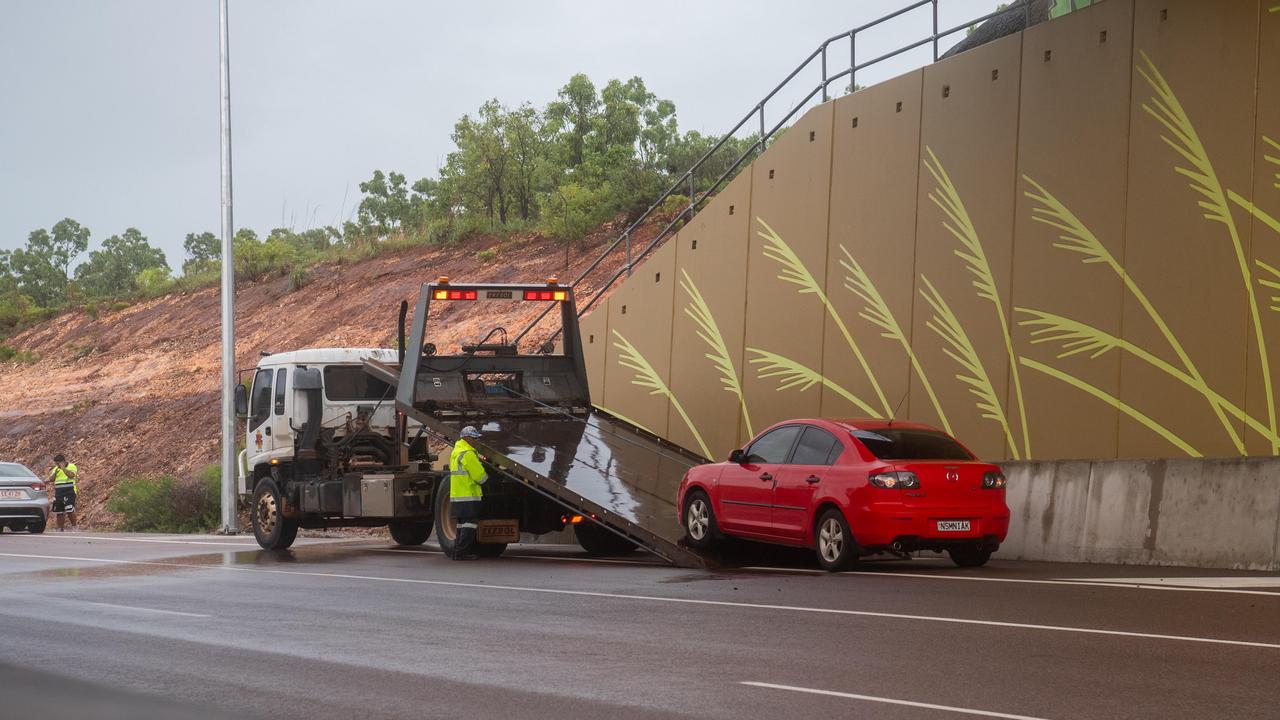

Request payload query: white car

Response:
[0,462,49,533]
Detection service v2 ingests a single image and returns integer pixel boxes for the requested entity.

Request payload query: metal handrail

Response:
[515,0,1033,345]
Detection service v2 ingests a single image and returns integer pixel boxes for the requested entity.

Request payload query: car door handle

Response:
[805,475,821,484]
[759,473,773,482]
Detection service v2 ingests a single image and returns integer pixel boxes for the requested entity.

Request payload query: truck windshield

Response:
[324,366,392,401]
[852,428,973,460]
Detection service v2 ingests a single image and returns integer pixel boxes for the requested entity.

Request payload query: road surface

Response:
[1,531,1277,719]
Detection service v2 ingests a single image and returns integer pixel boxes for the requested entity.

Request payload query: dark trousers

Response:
[449,498,480,559]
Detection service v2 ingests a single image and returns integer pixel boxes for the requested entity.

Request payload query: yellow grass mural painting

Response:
[754,217,891,417]
[1136,50,1274,453]
[679,269,754,437]
[923,147,1031,459]
[919,276,1020,459]
[611,329,712,459]
[840,246,953,434]
[595,28,1280,462]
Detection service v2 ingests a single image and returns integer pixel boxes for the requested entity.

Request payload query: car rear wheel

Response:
[574,522,638,556]
[948,544,993,568]
[389,520,433,546]
[26,518,45,534]
[682,491,717,551]
[252,478,299,550]
[815,508,855,572]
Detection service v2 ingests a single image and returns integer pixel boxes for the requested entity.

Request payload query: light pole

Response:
[218,0,238,533]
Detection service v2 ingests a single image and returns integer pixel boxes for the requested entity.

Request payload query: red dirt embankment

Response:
[0,220,657,528]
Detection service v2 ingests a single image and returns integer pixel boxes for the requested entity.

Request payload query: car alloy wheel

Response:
[686,498,710,541]
[818,517,844,563]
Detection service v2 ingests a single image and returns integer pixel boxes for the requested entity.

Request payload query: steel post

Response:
[932,0,938,61]
[821,45,828,101]
[218,0,238,534]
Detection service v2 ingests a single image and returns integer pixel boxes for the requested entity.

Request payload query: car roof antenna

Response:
[887,389,909,427]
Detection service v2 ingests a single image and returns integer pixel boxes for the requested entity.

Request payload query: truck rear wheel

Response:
[253,478,299,551]
[389,520,433,547]
[433,480,459,557]
[574,522,638,556]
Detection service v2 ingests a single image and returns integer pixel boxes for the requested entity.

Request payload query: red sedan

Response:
[677,419,1010,571]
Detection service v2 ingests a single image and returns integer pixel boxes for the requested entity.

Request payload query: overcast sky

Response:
[0,0,985,268]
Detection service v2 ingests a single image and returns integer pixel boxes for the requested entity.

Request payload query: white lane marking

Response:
[1,551,1278,652]
[741,682,1051,720]
[1071,576,1280,589]
[741,566,1280,598]
[72,600,210,618]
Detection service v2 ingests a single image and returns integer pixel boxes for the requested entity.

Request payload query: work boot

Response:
[452,525,478,561]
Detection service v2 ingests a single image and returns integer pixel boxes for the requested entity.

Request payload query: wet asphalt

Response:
[0,531,1278,720]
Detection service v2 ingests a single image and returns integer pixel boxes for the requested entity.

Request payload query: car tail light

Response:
[982,471,1007,489]
[869,471,919,489]
[29,482,45,492]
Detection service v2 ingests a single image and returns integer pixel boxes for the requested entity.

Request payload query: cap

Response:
[460,426,481,439]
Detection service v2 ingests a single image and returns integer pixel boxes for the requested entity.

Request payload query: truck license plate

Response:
[477,519,519,544]
[937,520,971,532]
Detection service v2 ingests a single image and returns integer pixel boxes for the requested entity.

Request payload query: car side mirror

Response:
[234,384,248,417]
[728,448,745,464]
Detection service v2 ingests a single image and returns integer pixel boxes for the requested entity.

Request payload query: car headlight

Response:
[982,471,1006,489]
[869,471,919,489]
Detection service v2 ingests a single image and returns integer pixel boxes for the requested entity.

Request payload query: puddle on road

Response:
[5,542,375,584]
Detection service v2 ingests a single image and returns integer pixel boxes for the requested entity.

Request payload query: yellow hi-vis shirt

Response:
[449,439,487,502]
[52,463,78,492]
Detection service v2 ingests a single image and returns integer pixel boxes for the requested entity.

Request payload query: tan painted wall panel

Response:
[1118,0,1257,458]
[579,303,609,406]
[740,103,835,442]
[820,70,924,426]
[602,240,678,436]
[1245,4,1280,456]
[1010,0,1134,460]
[667,173,753,459]
[911,34,1025,461]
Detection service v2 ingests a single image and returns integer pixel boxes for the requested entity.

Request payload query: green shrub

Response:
[475,249,497,263]
[541,182,615,245]
[109,301,130,312]
[288,266,311,291]
[0,345,38,363]
[84,301,99,320]
[107,468,220,533]
[136,267,175,298]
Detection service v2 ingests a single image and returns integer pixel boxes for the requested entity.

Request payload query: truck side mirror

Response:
[728,448,745,464]
[234,384,248,417]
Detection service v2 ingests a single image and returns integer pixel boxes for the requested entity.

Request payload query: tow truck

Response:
[236,279,705,567]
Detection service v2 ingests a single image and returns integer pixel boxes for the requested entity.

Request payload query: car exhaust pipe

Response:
[891,541,905,553]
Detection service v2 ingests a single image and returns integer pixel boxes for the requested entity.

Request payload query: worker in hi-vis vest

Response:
[448,426,488,560]
[48,453,80,531]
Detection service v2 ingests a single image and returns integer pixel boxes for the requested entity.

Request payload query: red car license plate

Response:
[937,520,971,532]
[0,489,22,499]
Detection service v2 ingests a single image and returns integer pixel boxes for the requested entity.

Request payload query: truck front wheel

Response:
[389,520,433,547]
[252,478,299,551]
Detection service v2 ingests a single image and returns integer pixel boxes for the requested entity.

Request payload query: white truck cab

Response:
[237,348,401,494]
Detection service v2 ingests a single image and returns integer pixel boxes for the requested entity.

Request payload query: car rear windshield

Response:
[324,365,393,402]
[852,428,973,460]
[0,464,35,478]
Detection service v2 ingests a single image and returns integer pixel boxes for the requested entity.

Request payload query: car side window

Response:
[745,425,802,464]
[791,426,841,466]
[274,368,287,416]
[250,368,273,429]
